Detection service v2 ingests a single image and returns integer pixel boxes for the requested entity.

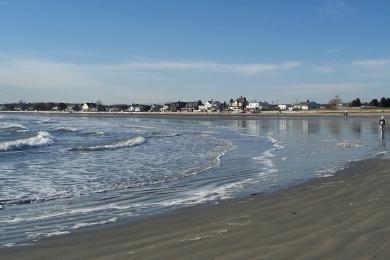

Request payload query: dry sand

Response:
[2,158,390,259]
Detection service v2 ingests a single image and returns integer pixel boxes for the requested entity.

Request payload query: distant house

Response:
[160,104,170,112]
[135,105,147,112]
[65,105,74,112]
[204,100,222,111]
[81,103,89,112]
[127,105,147,112]
[229,96,248,111]
[0,105,5,111]
[181,101,203,112]
[108,106,121,112]
[293,100,320,110]
[167,101,187,112]
[149,104,162,112]
[258,101,272,110]
[278,104,288,111]
[247,102,260,110]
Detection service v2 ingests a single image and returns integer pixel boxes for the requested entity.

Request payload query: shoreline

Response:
[2,157,390,259]
[1,110,390,120]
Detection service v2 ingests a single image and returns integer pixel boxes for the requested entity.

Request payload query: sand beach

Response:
[2,158,390,259]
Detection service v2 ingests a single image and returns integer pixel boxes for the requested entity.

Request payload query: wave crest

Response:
[69,136,146,152]
[0,122,27,130]
[0,131,53,152]
[51,127,78,132]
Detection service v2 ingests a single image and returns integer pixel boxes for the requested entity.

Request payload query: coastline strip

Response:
[2,158,390,259]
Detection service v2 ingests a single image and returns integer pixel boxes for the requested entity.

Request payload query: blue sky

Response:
[0,0,390,104]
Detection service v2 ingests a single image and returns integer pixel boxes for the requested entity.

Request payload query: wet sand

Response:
[3,158,390,259]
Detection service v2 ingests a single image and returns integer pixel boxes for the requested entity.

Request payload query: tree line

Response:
[349,97,390,107]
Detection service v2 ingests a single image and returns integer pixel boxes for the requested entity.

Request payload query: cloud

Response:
[0,56,302,91]
[96,60,302,75]
[326,47,344,54]
[319,1,354,16]
[312,66,336,74]
[276,82,369,102]
[0,59,99,89]
[351,59,390,68]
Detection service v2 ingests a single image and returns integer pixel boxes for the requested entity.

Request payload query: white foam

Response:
[144,179,253,208]
[69,136,146,151]
[27,231,71,239]
[0,131,53,151]
[267,136,278,144]
[72,217,117,229]
[34,119,56,124]
[253,136,283,177]
[52,126,78,132]
[336,142,365,148]
[1,243,32,248]
[0,122,27,130]
[88,131,107,136]
[68,204,132,214]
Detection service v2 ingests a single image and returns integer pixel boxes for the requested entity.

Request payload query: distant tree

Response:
[58,103,67,111]
[222,101,227,110]
[72,104,81,111]
[116,104,130,110]
[350,98,361,107]
[5,103,15,111]
[229,98,234,106]
[242,97,247,112]
[328,96,342,109]
[379,97,390,107]
[33,102,52,111]
[369,99,379,107]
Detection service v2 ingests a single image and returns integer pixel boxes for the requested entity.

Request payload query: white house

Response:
[293,100,320,111]
[248,102,260,111]
[81,103,89,112]
[204,100,221,111]
[278,104,288,111]
[160,104,170,112]
[229,96,248,111]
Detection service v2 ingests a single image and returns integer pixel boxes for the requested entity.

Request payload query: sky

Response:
[0,0,390,104]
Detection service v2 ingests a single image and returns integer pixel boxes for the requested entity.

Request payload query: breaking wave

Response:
[51,127,78,132]
[87,131,107,136]
[0,131,53,152]
[68,136,146,152]
[0,122,27,130]
[146,132,180,138]
[33,119,56,124]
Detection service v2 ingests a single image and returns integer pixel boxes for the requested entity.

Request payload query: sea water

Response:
[0,114,388,247]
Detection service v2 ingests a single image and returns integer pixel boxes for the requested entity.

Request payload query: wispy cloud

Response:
[326,47,344,54]
[0,56,302,90]
[319,1,354,16]
[0,59,99,89]
[351,59,390,68]
[279,82,368,101]
[96,60,302,75]
[312,66,336,74]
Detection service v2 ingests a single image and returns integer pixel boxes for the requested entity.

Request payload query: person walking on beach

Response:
[379,116,385,139]
[379,116,385,130]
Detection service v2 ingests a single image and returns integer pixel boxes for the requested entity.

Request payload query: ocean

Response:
[0,113,388,247]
